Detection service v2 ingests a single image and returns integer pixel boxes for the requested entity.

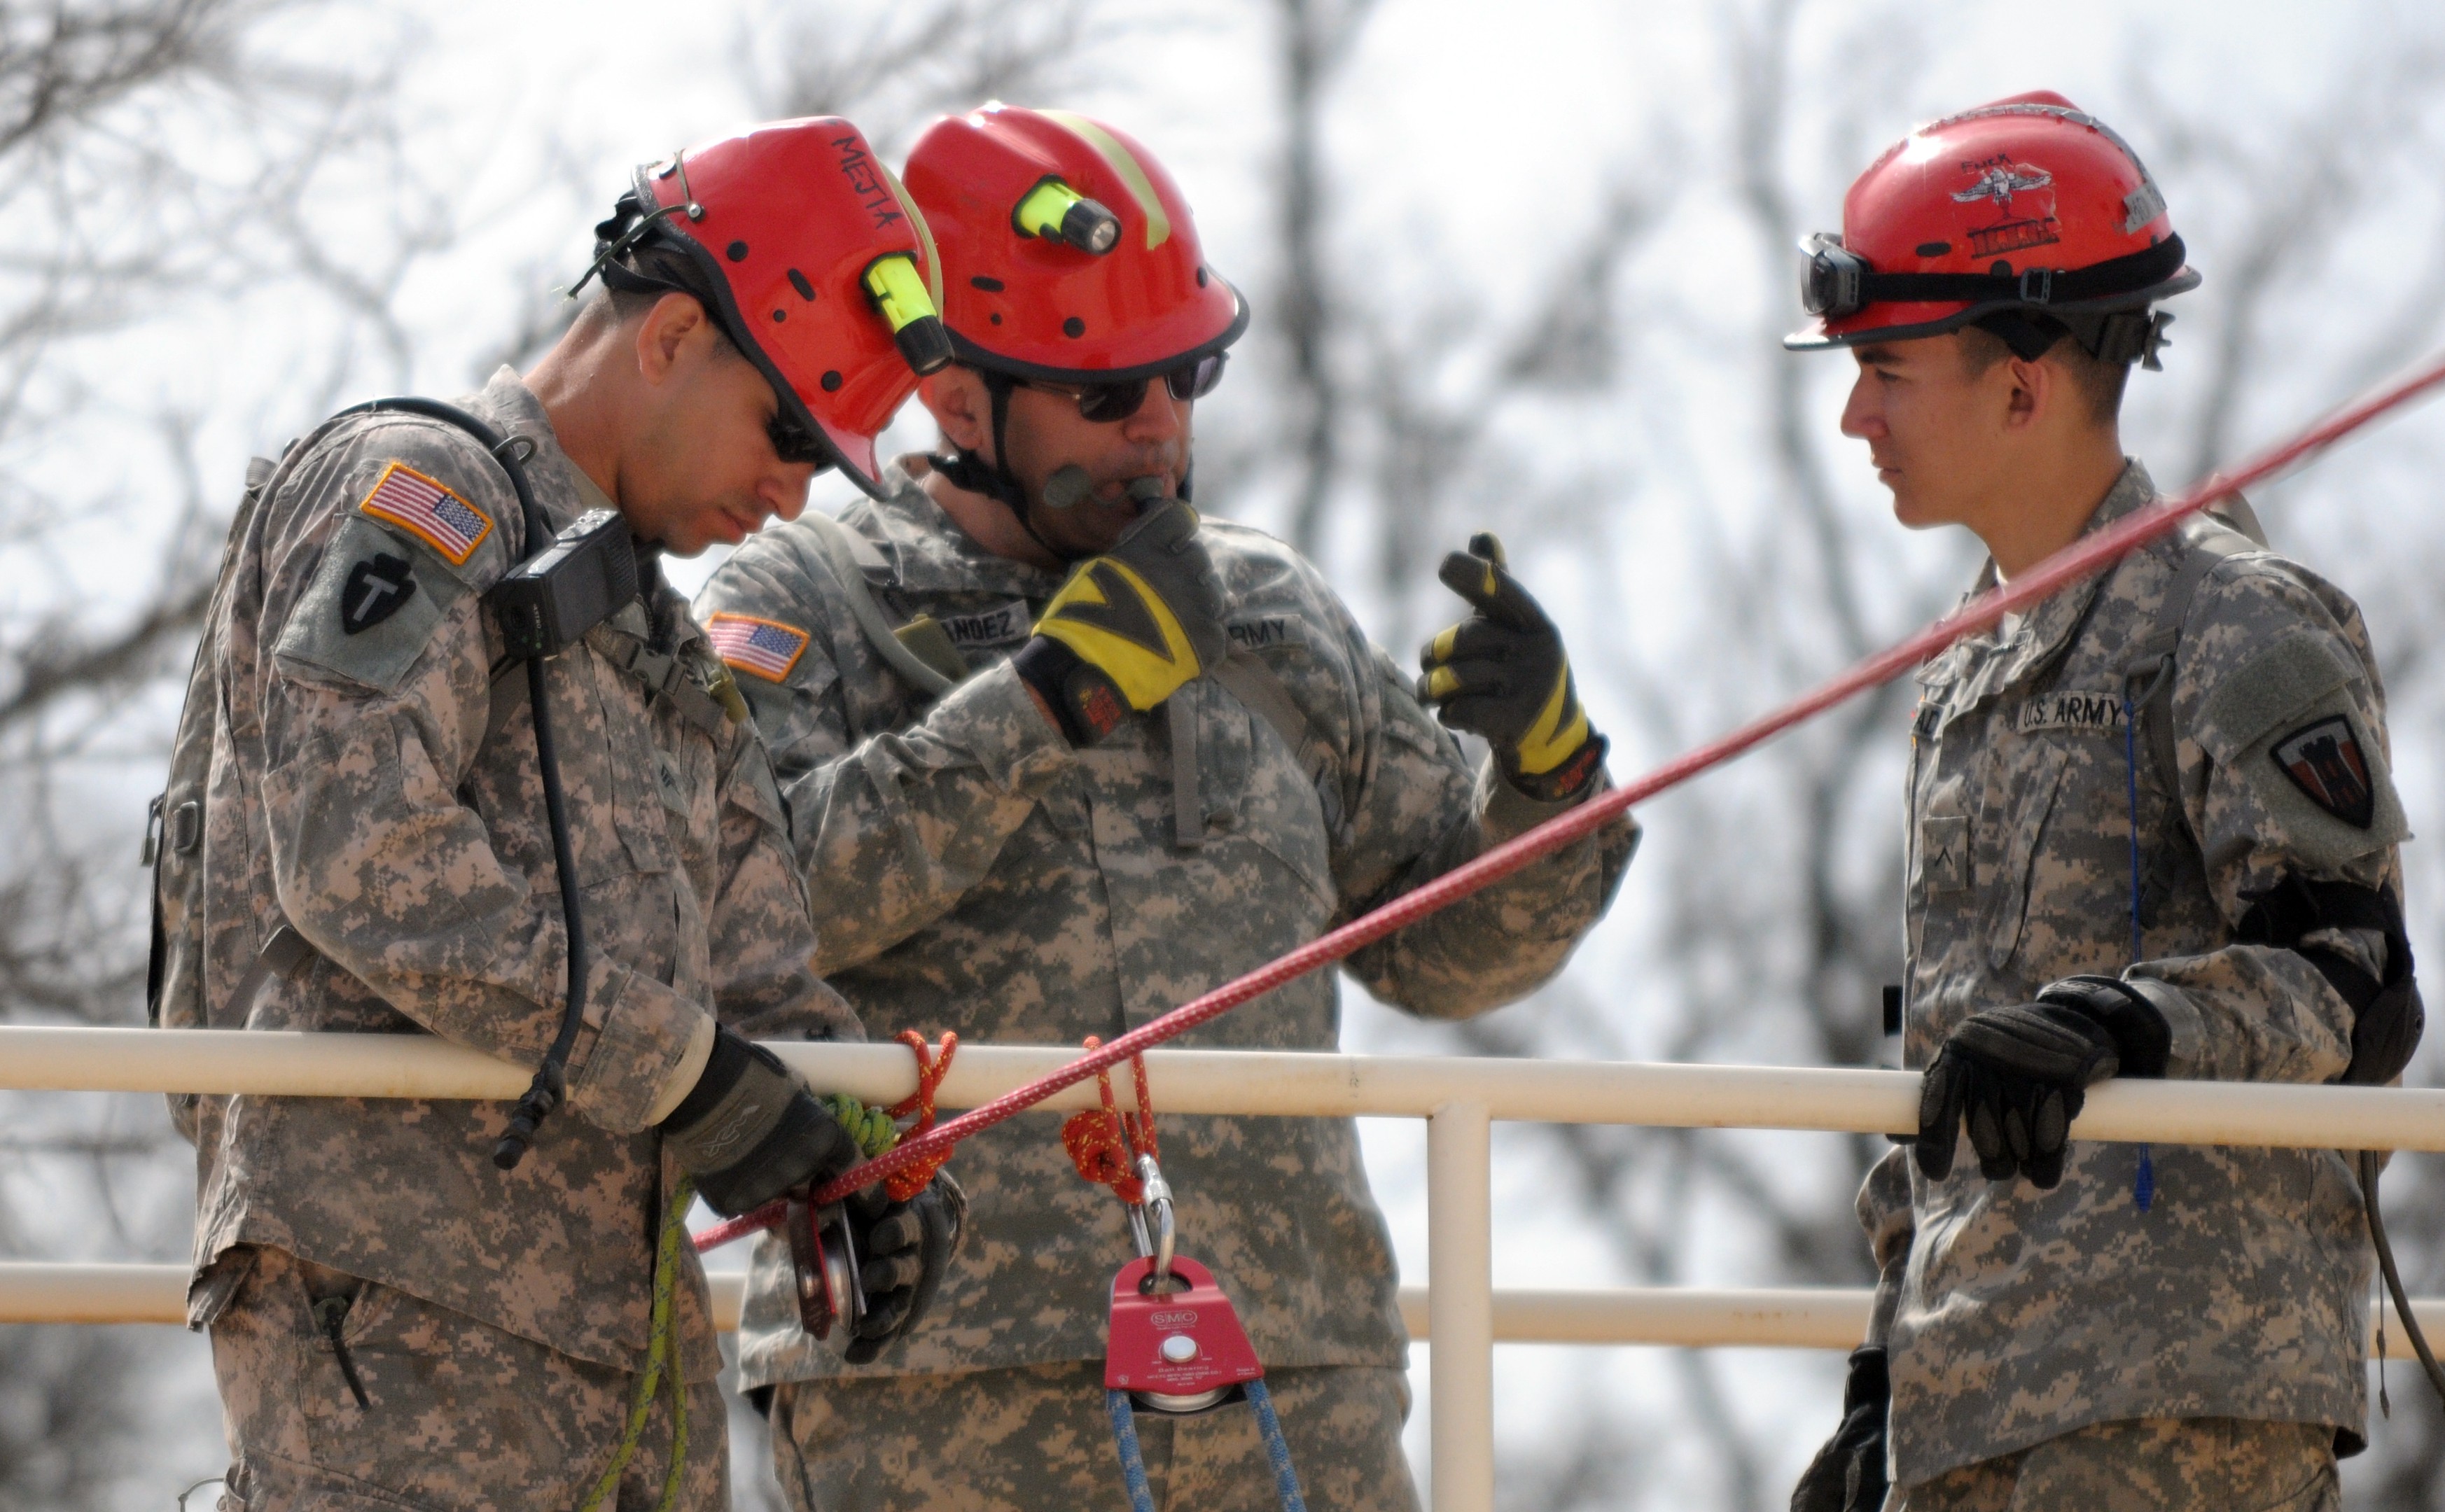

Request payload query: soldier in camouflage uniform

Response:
[697,105,1635,1510]
[1784,96,2416,1511]
[164,122,967,1509]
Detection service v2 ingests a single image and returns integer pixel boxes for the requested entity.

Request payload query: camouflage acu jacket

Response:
[697,461,1635,1386]
[1868,461,2399,1484]
[179,368,854,1380]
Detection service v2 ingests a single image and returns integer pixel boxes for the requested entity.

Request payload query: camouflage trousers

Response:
[206,1245,727,1511]
[1898,1417,2339,1511]
[768,1362,1419,1511]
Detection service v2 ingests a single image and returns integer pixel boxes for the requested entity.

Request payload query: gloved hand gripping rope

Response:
[786,1032,966,1362]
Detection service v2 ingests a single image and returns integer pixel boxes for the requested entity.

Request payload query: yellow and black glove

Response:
[1015,498,1229,746]
[1416,533,1604,802]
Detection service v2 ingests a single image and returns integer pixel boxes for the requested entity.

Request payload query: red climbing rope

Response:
[1059,1037,1161,1203]
[696,349,2445,1256]
[880,1030,957,1202]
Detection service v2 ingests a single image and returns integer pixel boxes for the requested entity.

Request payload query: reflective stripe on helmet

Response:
[1042,110,1171,249]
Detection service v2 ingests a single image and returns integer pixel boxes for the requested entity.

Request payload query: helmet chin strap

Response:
[928,371,1083,564]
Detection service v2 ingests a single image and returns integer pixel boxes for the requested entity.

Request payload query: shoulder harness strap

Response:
[2121,503,2266,804]
[1209,650,1327,783]
[790,510,963,699]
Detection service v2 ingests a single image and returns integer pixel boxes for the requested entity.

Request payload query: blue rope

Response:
[2123,693,2154,1214]
[1245,1379,1309,1512]
[1105,1383,1309,1512]
[1106,1391,1159,1512]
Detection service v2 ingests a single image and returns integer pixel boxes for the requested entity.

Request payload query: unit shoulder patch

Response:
[340,552,418,634]
[706,612,813,682]
[274,515,468,692]
[357,460,494,566]
[2016,690,2127,735]
[2271,715,2375,830]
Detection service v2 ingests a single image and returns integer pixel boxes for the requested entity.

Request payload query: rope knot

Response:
[879,1029,957,1202]
[1060,1036,1159,1203]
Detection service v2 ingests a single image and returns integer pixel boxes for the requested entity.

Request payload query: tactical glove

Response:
[1790,1345,1889,1512]
[1915,976,2170,1189]
[1014,498,1229,746]
[660,1027,862,1217]
[840,1170,968,1364]
[1416,533,1605,802]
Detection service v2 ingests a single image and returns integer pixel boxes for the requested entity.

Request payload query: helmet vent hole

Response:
[1197,267,1209,287]
[772,309,786,323]
[727,240,750,262]
[1989,260,2013,276]
[989,313,1003,325]
[970,275,1005,291]
[1063,316,1085,338]
[788,269,816,300]
[1916,241,1951,258]
[821,370,843,392]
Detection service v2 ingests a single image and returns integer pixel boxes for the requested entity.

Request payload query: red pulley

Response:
[1105,1254,1265,1414]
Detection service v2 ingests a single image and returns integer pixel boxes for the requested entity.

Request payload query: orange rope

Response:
[1060,1035,1158,1204]
[881,1030,956,1203]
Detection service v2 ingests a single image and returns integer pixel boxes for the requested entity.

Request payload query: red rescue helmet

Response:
[903,103,1248,384]
[1786,92,2199,367]
[575,118,954,498]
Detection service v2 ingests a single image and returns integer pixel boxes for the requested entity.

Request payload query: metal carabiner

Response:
[1136,1154,1176,1288]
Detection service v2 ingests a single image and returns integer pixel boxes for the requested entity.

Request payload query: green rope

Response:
[574,1103,896,1509]
[578,1176,696,1512]
[824,1093,903,1158]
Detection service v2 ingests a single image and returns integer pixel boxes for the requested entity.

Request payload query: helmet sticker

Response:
[1951,155,2061,258]
[2122,181,2168,235]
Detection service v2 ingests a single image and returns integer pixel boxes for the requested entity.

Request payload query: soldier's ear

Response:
[917,368,991,454]
[2002,353,2054,433]
[634,292,718,388]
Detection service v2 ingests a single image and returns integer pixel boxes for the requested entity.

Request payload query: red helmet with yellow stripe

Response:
[903,104,1248,384]
[578,118,952,498]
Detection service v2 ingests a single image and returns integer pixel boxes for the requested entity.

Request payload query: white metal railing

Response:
[8,1028,2444,1512]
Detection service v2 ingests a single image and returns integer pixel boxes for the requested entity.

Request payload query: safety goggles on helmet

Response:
[1026,353,1228,423]
[1799,234,1872,319]
[1788,92,2201,356]
[1795,230,2189,324]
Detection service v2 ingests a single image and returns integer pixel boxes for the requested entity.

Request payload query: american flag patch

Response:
[357,461,493,566]
[706,614,811,681]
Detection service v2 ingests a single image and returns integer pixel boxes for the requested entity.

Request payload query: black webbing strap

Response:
[2237,873,2398,1002]
[1863,234,2187,309]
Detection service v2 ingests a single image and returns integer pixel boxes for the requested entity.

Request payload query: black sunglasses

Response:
[767,408,830,466]
[1029,353,1227,424]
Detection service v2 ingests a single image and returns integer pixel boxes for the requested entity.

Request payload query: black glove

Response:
[1415,533,1604,802]
[840,1171,968,1364]
[659,1027,862,1217]
[1014,498,1229,746]
[1791,1345,1889,1512]
[1915,976,2170,1188]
